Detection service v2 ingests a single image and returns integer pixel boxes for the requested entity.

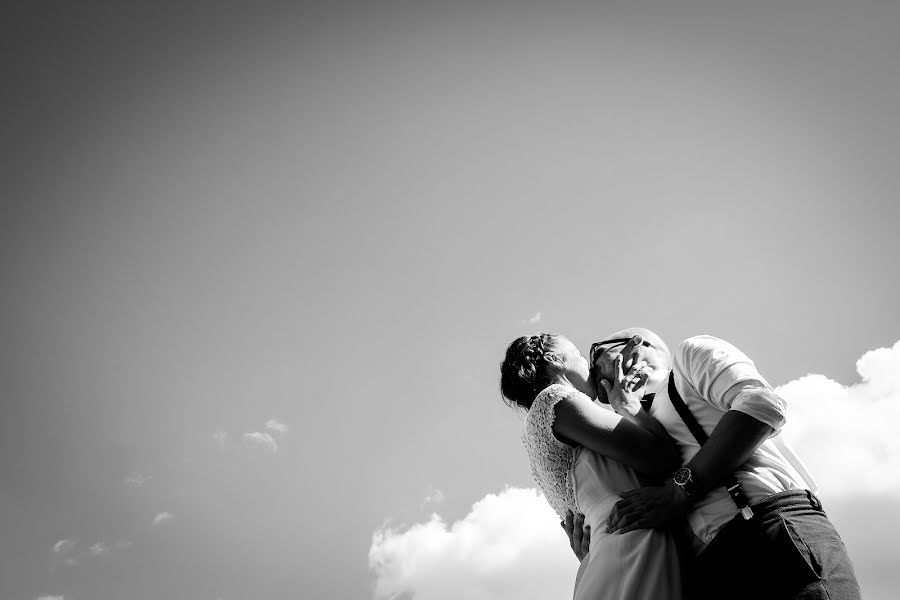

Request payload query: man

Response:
[564,328,860,600]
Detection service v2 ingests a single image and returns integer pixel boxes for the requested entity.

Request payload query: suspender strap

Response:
[667,374,710,444]
[667,373,754,520]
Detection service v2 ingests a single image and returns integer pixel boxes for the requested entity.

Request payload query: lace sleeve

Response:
[522,384,579,519]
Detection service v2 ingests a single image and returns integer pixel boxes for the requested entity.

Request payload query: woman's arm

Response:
[599,356,675,446]
[553,391,680,479]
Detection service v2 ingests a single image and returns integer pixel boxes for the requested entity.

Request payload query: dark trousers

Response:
[688,490,861,600]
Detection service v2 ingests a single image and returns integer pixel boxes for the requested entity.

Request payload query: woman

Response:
[500,333,683,600]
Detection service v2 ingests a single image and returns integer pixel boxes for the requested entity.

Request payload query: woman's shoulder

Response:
[534,383,580,408]
[526,384,585,433]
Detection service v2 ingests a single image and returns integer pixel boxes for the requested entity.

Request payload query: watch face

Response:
[674,467,692,485]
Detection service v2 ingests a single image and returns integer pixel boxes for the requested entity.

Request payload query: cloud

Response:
[243,431,279,453]
[88,542,109,557]
[522,312,543,325]
[369,487,575,600]
[36,596,64,600]
[265,419,288,434]
[422,487,445,506]
[124,472,152,487]
[777,340,900,498]
[52,539,75,554]
[57,538,132,566]
[213,430,228,448]
[152,512,175,527]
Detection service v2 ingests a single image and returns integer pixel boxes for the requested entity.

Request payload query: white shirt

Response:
[649,335,817,553]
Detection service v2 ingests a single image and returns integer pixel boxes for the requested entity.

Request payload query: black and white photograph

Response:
[2,2,898,599]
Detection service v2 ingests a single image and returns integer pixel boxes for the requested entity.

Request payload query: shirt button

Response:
[706,534,714,542]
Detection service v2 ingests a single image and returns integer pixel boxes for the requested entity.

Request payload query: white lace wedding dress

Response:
[523,384,683,600]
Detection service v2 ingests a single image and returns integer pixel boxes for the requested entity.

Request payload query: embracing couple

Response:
[500,328,860,600]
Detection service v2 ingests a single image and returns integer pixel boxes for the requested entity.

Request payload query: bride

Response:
[500,333,684,600]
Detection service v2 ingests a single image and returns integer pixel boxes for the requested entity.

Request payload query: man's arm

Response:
[605,404,772,533]
[681,406,774,496]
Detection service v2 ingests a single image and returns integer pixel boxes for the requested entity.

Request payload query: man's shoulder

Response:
[676,334,732,356]
[675,335,752,370]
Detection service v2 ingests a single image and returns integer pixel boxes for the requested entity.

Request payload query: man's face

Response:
[589,335,663,403]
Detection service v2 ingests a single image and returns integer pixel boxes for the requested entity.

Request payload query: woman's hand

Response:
[561,510,591,561]
[599,354,652,417]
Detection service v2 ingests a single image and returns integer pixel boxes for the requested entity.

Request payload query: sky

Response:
[2,1,899,599]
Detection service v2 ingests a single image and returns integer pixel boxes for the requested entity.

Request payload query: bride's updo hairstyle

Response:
[500,333,561,411]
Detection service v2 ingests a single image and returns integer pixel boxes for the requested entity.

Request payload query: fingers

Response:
[596,378,611,404]
[621,360,652,394]
[614,518,652,535]
[563,510,590,559]
[618,488,645,499]
[632,367,651,391]
[563,510,574,539]
[613,354,625,386]
[607,506,644,533]
[623,335,643,372]
[623,361,648,392]
[606,494,648,533]
[580,523,592,558]
[607,486,686,533]
[572,511,585,550]
[563,510,581,551]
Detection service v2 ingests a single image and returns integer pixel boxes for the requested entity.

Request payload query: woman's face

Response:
[549,337,596,399]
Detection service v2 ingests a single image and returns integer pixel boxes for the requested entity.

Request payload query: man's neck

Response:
[645,369,672,396]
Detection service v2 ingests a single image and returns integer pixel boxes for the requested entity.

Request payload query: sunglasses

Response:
[588,337,652,367]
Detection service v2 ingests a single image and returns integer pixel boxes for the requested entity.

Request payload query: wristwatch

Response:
[673,467,699,497]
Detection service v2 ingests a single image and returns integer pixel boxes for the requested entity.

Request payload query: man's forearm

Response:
[684,410,773,496]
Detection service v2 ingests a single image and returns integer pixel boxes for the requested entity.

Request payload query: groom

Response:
[565,328,860,600]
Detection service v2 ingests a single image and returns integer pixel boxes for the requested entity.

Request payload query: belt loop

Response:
[807,490,821,511]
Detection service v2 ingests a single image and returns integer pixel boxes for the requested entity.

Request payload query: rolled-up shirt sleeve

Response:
[730,386,786,434]
[676,335,786,433]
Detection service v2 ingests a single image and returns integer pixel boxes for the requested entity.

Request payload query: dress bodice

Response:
[522,384,579,519]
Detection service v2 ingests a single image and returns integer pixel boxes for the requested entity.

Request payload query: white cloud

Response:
[124,472,152,487]
[57,538,131,566]
[152,512,174,527]
[265,419,288,434]
[213,430,228,448]
[522,312,543,325]
[243,431,279,453]
[777,340,900,498]
[422,487,445,506]
[369,487,575,600]
[36,596,64,600]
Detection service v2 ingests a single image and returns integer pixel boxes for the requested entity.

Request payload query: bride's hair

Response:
[500,333,561,411]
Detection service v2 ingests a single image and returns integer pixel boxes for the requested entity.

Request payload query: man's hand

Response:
[561,510,591,561]
[606,482,691,534]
